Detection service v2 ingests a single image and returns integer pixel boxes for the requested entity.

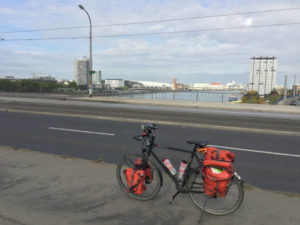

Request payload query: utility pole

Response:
[283,75,287,101]
[78,5,93,97]
[293,74,296,96]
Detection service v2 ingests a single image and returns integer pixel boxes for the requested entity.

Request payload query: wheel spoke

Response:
[189,172,244,215]
[117,154,162,201]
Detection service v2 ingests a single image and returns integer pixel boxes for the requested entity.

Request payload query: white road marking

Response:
[49,127,115,136]
[48,127,298,157]
[209,145,300,158]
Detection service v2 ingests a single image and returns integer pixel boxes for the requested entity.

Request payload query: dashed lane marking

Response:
[49,127,115,136]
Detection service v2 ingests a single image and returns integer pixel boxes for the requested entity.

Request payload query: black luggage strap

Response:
[129,171,143,193]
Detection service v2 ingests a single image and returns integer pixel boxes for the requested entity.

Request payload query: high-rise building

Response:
[92,70,102,85]
[249,56,277,96]
[74,57,90,85]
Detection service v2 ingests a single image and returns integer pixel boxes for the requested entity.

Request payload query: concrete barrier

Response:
[74,96,300,114]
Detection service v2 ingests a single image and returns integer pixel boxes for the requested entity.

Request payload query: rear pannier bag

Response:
[203,147,235,172]
[202,147,235,197]
[202,167,232,197]
[124,168,146,194]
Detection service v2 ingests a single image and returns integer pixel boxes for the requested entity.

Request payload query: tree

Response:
[0,79,13,91]
[242,90,266,104]
[287,89,293,97]
[268,89,280,104]
[78,85,87,90]
[67,81,78,90]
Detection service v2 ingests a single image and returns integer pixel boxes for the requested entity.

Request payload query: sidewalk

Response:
[74,96,300,114]
[0,146,299,225]
[0,92,299,114]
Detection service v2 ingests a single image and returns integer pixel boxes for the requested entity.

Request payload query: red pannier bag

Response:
[203,147,235,172]
[202,147,235,197]
[124,168,146,194]
[134,158,153,184]
[202,167,232,197]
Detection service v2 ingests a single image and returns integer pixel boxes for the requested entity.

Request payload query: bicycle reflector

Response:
[197,147,207,153]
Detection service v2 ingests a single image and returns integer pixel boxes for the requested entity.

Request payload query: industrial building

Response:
[249,56,277,96]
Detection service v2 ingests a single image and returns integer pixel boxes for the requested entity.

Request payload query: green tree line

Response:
[0,79,78,92]
[242,89,292,104]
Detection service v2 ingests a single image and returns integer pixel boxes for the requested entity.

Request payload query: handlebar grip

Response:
[133,135,143,141]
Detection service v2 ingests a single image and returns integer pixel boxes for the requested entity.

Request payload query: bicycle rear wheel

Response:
[116,154,162,201]
[188,171,244,215]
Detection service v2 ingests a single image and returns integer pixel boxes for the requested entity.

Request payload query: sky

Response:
[0,0,300,86]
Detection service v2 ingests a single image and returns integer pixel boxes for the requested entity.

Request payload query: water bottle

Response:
[162,158,177,175]
[178,160,187,180]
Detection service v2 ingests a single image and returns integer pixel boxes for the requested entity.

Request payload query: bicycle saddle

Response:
[186,140,209,147]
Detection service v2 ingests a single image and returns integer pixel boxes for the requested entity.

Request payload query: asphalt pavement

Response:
[0,111,299,193]
[1,96,300,134]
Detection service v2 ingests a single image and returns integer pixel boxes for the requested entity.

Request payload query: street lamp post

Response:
[78,4,93,97]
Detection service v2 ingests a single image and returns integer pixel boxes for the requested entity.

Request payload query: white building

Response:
[192,83,210,90]
[192,83,225,90]
[105,79,124,89]
[74,57,90,86]
[92,70,102,85]
[137,81,171,89]
[225,81,244,89]
[249,56,277,96]
[32,75,56,82]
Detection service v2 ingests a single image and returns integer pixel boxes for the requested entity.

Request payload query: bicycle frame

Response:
[140,133,205,194]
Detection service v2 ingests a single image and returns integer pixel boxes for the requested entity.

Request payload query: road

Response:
[1,96,300,134]
[0,110,299,193]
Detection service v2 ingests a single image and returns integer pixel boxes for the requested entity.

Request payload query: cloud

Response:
[243,18,253,26]
[0,0,300,85]
[102,39,150,56]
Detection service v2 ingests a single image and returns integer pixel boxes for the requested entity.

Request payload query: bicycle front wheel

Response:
[188,171,244,215]
[116,154,162,201]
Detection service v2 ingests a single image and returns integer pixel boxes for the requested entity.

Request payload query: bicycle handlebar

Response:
[141,123,158,130]
[133,135,143,141]
[133,124,158,142]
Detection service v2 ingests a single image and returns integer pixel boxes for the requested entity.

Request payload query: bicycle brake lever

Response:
[133,135,142,141]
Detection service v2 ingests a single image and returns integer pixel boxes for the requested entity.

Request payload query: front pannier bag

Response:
[134,158,153,184]
[202,147,235,197]
[124,168,146,194]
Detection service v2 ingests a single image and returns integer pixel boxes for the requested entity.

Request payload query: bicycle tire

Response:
[188,170,244,215]
[116,154,163,201]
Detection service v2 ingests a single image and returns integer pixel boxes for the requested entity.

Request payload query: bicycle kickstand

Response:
[169,191,180,205]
